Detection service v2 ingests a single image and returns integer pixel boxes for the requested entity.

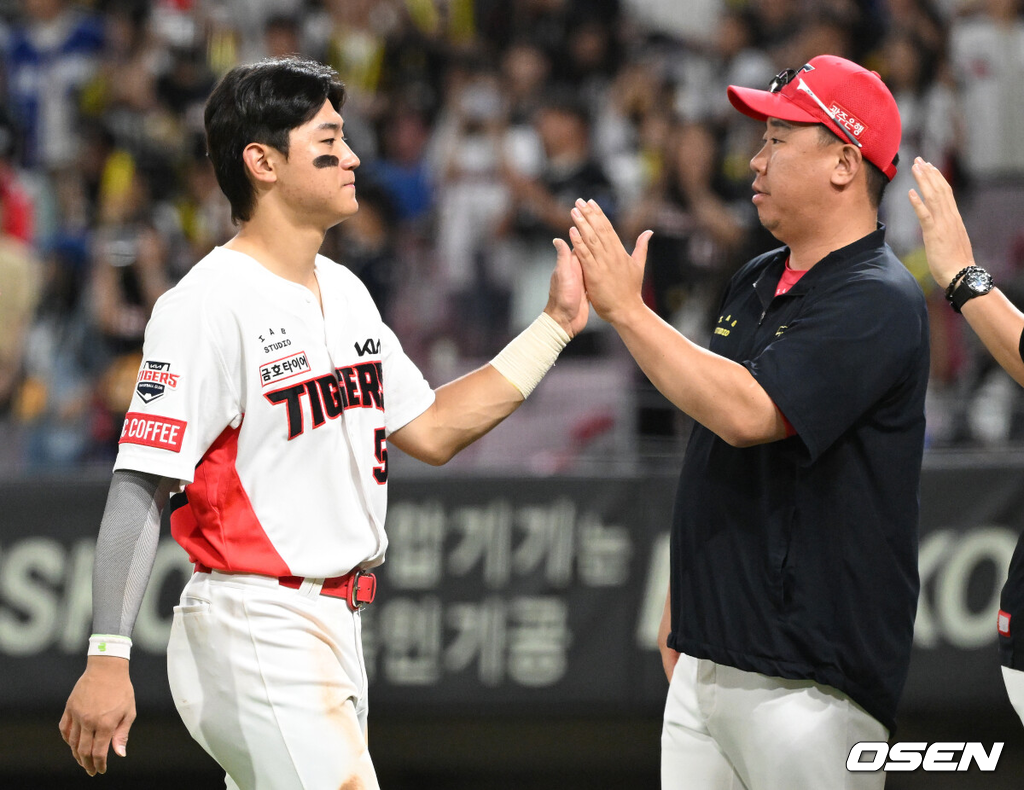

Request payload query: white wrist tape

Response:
[490,312,571,398]
[88,634,132,660]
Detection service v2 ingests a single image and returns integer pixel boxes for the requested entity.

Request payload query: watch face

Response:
[965,270,994,293]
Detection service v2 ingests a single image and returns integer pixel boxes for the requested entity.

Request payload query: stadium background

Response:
[4,0,1024,787]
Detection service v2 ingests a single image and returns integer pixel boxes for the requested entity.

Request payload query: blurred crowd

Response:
[3,0,1024,473]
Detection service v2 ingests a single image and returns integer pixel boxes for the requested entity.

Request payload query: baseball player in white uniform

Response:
[59,56,589,789]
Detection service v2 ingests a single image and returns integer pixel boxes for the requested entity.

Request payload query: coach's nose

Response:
[750,140,768,175]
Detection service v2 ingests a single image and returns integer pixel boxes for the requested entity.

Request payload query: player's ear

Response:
[242,142,278,185]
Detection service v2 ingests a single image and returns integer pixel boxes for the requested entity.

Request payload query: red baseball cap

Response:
[727,55,901,180]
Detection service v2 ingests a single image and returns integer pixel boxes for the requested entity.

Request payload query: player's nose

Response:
[340,141,360,169]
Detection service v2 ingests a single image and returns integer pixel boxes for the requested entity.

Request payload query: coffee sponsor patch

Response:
[119,412,187,452]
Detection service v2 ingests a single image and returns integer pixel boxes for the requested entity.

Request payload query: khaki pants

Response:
[661,652,888,790]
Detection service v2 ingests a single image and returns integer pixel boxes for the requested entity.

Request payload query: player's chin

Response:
[331,197,359,223]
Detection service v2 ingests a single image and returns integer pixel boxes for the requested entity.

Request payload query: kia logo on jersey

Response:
[355,338,381,356]
[136,361,181,403]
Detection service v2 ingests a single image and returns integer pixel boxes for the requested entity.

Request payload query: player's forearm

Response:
[391,310,574,464]
[391,366,524,465]
[613,305,786,446]
[960,288,1024,387]
[91,470,172,642]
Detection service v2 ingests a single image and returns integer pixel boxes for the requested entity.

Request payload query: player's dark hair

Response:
[204,56,347,223]
[817,125,888,210]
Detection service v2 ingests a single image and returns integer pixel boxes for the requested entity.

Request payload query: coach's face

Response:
[278,98,360,227]
[749,118,838,242]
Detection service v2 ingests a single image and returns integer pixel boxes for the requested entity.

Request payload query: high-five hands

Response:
[568,198,653,327]
[544,235,589,338]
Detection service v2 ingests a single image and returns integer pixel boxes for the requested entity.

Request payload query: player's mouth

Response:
[752,183,768,204]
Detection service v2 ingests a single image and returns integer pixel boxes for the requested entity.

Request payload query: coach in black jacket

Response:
[568,55,928,790]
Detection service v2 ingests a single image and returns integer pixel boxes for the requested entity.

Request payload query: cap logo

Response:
[827,101,866,139]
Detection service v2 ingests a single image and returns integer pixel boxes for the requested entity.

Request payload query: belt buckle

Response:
[348,569,376,610]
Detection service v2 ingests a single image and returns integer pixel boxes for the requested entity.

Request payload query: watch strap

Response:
[945,265,979,301]
[949,267,993,313]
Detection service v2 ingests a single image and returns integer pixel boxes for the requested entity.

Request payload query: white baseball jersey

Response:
[114,246,435,578]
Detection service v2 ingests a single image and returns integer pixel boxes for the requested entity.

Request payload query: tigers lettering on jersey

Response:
[265,361,384,439]
[120,412,187,452]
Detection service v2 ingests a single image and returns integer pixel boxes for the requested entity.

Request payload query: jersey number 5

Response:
[373,427,388,484]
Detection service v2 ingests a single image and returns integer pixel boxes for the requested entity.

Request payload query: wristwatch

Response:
[947,265,993,313]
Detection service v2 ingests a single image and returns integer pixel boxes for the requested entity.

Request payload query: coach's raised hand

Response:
[60,655,136,775]
[568,198,652,327]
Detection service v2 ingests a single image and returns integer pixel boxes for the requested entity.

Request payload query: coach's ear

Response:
[830,143,862,190]
[242,142,278,185]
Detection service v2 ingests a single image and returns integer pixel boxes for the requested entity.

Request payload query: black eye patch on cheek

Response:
[313,155,340,169]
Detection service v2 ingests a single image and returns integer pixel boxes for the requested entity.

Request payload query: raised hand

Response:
[908,157,977,290]
[544,236,589,338]
[568,198,653,326]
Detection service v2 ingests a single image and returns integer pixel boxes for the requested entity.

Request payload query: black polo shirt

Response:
[667,226,929,733]
[999,536,1024,669]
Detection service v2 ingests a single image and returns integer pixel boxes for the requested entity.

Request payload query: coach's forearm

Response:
[611,305,788,447]
[389,366,524,465]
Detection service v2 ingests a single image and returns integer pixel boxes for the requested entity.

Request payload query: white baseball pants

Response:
[661,652,888,790]
[166,570,379,790]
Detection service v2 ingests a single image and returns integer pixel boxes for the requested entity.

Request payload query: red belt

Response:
[194,563,377,611]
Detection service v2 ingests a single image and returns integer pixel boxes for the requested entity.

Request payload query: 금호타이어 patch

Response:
[260,350,311,387]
